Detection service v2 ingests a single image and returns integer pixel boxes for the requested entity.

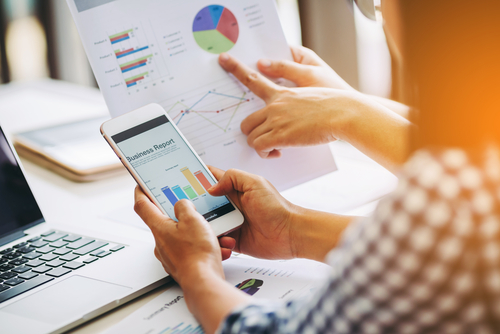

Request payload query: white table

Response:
[0,80,398,333]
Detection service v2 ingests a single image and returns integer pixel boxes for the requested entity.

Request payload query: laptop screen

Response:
[0,127,44,239]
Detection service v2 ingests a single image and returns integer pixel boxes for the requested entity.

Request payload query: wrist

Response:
[328,91,364,143]
[177,259,224,291]
[290,208,354,262]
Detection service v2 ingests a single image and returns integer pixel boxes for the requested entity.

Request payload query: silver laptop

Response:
[0,125,169,334]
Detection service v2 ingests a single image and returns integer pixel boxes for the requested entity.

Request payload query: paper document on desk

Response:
[103,255,332,334]
[67,0,336,190]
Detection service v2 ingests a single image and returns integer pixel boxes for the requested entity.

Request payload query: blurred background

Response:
[0,0,391,98]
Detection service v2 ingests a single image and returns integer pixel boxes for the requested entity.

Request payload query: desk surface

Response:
[0,80,398,334]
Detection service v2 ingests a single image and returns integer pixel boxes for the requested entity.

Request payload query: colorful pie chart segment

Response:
[193,5,239,54]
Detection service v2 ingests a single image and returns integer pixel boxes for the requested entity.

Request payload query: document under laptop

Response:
[0,125,168,334]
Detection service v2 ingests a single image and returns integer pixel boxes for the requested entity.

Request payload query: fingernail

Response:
[220,53,230,62]
[259,59,272,67]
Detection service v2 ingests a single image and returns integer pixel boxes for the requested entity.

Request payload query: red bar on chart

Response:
[115,48,134,57]
[110,33,129,43]
[120,59,147,71]
[194,171,212,191]
[125,76,144,86]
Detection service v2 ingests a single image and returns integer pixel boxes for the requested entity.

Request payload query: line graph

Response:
[158,77,263,158]
[167,91,250,132]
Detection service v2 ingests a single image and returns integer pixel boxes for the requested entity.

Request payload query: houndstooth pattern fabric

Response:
[219,148,500,334]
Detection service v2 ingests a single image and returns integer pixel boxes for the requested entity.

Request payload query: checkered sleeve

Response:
[219,148,500,334]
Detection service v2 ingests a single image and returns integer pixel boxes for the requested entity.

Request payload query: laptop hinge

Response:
[0,231,27,248]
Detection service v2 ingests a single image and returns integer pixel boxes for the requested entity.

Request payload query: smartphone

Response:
[100,103,244,236]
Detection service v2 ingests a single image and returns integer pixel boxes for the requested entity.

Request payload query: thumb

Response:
[257,59,315,86]
[208,169,257,197]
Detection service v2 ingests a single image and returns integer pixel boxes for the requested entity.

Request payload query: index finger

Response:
[219,53,280,103]
[207,165,225,181]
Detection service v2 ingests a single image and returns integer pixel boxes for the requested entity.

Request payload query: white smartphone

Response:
[100,103,244,236]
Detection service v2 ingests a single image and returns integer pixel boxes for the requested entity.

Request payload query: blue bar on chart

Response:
[115,46,149,59]
[109,29,133,44]
[172,186,189,200]
[122,62,147,73]
[161,186,178,206]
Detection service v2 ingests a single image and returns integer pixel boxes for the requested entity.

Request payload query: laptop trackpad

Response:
[1,276,131,324]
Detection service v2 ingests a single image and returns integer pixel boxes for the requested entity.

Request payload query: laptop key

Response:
[63,235,82,242]
[12,266,31,274]
[90,249,106,256]
[3,252,22,260]
[0,275,54,303]
[13,242,28,249]
[4,278,24,286]
[59,254,79,262]
[30,240,48,248]
[46,260,65,268]
[44,232,68,242]
[97,251,112,258]
[18,272,38,280]
[63,262,84,270]
[46,268,71,278]
[110,245,125,252]
[0,258,8,264]
[40,230,56,237]
[66,238,95,250]
[23,252,42,260]
[0,284,9,292]
[53,248,72,256]
[39,254,58,262]
[74,241,108,256]
[0,272,17,280]
[83,257,98,264]
[9,258,28,266]
[0,248,14,255]
[49,240,68,248]
[0,264,15,272]
[27,236,41,243]
[32,266,52,274]
[36,246,54,254]
[17,246,35,254]
[26,260,45,267]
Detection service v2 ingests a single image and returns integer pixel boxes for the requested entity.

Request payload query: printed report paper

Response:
[103,255,332,334]
[67,0,336,190]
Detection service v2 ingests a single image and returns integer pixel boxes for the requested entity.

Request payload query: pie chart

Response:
[193,5,239,54]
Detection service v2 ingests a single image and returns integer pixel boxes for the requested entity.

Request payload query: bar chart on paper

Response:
[108,25,170,89]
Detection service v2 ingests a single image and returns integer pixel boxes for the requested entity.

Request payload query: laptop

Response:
[0,125,169,334]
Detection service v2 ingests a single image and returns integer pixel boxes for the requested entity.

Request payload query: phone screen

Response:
[112,115,234,222]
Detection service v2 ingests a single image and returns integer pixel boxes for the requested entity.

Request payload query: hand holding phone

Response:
[101,103,244,236]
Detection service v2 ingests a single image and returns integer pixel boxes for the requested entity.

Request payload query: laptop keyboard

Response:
[0,230,125,303]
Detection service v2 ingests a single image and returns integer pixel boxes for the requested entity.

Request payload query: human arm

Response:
[220,149,493,333]
[258,45,410,119]
[209,167,355,262]
[134,187,251,334]
[133,170,354,333]
[219,52,413,172]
